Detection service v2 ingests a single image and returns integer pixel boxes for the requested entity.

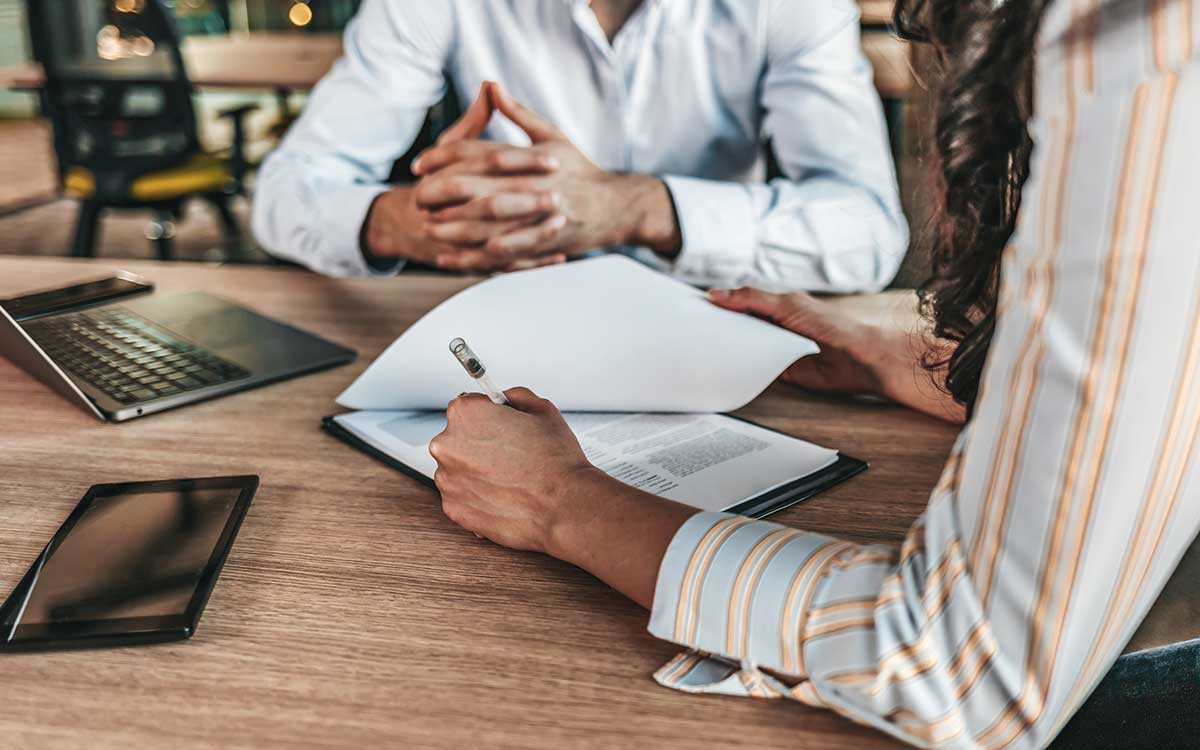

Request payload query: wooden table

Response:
[0,32,341,92]
[0,256,960,749]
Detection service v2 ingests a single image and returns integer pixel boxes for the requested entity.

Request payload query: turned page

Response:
[337,256,817,413]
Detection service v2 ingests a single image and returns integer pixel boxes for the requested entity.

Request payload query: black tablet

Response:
[0,476,258,652]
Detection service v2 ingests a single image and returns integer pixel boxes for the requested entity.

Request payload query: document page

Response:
[336,256,818,414]
[333,410,839,512]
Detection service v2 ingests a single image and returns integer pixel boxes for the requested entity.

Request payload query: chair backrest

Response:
[27,0,199,186]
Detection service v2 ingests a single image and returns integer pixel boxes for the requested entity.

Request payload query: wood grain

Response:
[0,256,959,750]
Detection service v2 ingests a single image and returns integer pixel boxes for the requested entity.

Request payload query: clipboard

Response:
[321,414,867,520]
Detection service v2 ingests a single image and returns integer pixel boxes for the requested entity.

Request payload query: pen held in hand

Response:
[449,338,510,406]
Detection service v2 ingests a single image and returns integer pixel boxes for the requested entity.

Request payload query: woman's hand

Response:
[708,288,885,394]
[709,288,966,424]
[429,387,599,553]
[429,387,698,607]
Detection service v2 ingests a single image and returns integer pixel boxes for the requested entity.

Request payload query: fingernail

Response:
[708,289,730,300]
[436,255,454,268]
[412,157,424,173]
[548,215,567,229]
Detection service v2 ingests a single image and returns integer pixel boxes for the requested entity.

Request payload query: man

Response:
[252,0,907,292]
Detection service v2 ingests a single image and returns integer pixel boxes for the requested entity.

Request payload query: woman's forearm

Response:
[545,468,698,609]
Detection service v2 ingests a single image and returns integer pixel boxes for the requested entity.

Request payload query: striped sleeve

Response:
[647,2,1200,748]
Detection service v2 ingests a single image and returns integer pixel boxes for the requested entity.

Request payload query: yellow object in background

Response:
[64,155,230,201]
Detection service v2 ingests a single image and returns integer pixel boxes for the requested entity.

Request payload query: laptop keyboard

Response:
[23,307,250,405]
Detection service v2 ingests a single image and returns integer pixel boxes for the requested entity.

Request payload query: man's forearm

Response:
[613,174,683,258]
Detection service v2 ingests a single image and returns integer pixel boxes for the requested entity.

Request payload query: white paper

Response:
[336,256,818,413]
[333,410,839,512]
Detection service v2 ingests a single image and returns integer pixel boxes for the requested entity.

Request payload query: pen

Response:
[449,338,510,405]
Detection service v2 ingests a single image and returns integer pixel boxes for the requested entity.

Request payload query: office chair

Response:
[26,0,257,260]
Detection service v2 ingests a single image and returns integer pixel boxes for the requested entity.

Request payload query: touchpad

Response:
[167,307,314,373]
[121,291,354,377]
[166,307,280,350]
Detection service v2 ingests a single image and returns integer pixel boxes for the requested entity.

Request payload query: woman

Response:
[428,0,1200,747]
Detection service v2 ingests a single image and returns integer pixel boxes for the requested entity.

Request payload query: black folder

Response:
[322,414,867,520]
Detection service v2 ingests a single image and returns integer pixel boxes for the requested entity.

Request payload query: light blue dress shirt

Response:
[252,0,908,291]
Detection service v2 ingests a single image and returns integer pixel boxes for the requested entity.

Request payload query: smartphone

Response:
[0,476,258,652]
[0,271,154,322]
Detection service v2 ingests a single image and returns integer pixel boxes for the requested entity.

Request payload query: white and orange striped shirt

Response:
[647,1,1200,747]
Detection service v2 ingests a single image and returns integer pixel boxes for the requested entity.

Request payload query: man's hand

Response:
[363,183,558,270]
[362,185,454,266]
[362,84,565,271]
[412,83,682,271]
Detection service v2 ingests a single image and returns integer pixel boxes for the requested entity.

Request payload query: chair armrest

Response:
[215,104,260,190]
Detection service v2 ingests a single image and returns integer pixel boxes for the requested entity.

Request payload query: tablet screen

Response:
[1,478,254,645]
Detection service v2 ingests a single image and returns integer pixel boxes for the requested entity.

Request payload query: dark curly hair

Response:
[895,0,1054,415]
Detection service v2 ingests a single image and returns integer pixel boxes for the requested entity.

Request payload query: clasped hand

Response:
[409,82,634,273]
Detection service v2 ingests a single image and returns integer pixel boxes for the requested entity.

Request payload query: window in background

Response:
[0,0,35,116]
[165,0,231,36]
[243,0,360,32]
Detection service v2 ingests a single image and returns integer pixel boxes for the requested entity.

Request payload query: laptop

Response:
[0,271,356,422]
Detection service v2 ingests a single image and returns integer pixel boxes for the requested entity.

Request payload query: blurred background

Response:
[0,0,932,284]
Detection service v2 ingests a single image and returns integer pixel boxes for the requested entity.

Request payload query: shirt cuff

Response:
[648,513,843,704]
[322,183,404,277]
[660,175,758,285]
[648,511,849,675]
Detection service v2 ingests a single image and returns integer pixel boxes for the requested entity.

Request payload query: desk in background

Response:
[0,31,341,130]
[0,256,953,750]
[0,32,341,92]
[0,25,913,101]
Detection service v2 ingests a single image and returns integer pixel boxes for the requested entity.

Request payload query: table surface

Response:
[0,256,962,750]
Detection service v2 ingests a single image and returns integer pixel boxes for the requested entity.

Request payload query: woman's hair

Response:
[894,0,1053,415]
